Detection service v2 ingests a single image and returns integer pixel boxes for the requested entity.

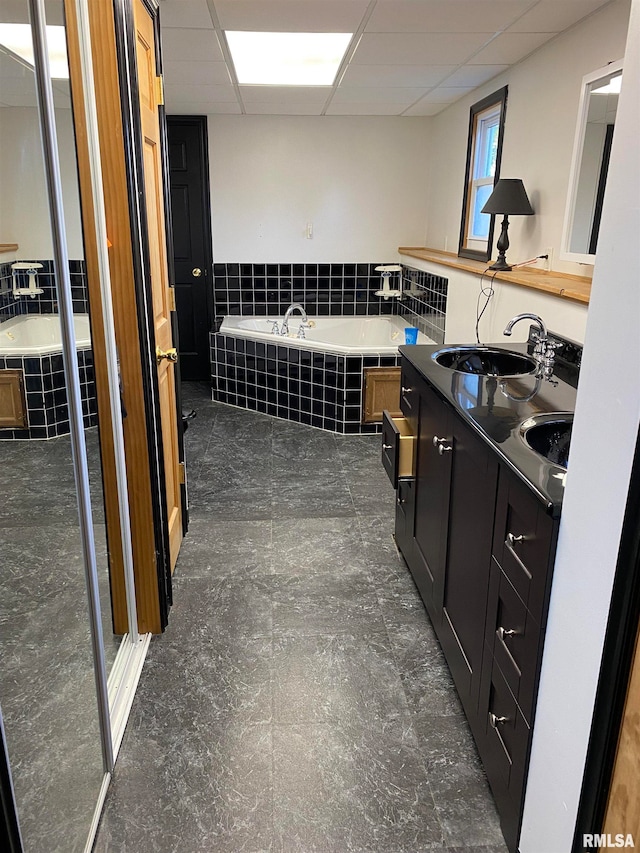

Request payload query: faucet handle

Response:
[270,320,280,335]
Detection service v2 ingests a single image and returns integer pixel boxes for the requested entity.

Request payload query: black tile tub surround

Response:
[0,259,89,319]
[0,349,97,440]
[211,332,400,434]
[398,266,448,346]
[212,262,398,318]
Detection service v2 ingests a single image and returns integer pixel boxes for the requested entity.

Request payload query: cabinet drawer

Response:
[486,558,540,722]
[381,410,415,488]
[493,468,556,621]
[479,654,530,851]
[395,477,416,561]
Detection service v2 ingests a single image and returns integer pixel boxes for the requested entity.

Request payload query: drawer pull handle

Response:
[489,712,508,729]
[382,443,393,450]
[401,386,412,394]
[497,626,517,642]
[397,496,404,506]
[507,532,525,547]
[432,436,453,454]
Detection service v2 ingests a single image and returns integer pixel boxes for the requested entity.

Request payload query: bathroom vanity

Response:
[382,336,578,852]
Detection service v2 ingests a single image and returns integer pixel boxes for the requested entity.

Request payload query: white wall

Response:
[400,253,589,344]
[520,0,640,848]
[0,106,84,260]
[424,0,631,278]
[207,115,431,262]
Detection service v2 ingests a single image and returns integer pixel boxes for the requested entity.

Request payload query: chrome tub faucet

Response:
[281,302,309,336]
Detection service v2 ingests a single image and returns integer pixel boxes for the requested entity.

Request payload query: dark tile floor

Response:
[93,382,509,853]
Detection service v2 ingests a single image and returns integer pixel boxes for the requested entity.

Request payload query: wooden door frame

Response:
[166,114,215,388]
[65,0,180,633]
[573,427,640,846]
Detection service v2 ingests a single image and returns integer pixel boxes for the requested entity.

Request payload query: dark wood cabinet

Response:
[438,416,498,726]
[388,356,561,853]
[413,382,452,617]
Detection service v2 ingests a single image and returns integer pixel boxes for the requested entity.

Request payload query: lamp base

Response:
[488,257,512,271]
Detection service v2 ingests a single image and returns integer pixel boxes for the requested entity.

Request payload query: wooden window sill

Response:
[398,247,591,305]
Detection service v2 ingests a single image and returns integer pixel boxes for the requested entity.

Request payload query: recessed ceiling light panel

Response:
[0,23,69,79]
[226,31,352,86]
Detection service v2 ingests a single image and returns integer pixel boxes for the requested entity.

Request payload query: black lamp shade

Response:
[481,178,534,215]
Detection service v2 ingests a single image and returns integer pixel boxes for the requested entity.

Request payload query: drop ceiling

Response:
[159,0,614,116]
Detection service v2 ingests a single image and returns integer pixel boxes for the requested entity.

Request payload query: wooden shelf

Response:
[0,244,18,254]
[398,247,591,305]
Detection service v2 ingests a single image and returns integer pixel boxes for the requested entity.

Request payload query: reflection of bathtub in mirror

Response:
[0,313,96,439]
[0,313,90,353]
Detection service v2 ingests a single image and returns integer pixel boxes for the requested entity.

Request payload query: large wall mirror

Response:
[561,59,623,264]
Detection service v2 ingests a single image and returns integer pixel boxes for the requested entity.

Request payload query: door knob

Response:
[192,267,202,277]
[156,346,178,364]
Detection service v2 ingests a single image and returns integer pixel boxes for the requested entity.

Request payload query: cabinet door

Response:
[413,383,452,620]
[363,367,401,423]
[439,415,499,721]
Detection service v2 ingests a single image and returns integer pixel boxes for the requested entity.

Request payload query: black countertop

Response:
[399,342,578,517]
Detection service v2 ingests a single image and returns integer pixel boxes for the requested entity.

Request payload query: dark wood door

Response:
[167,116,213,381]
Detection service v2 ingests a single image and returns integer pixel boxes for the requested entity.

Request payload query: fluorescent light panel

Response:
[0,23,69,79]
[226,31,352,86]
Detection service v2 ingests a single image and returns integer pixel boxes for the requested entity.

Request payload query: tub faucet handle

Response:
[297,324,306,339]
[270,320,280,335]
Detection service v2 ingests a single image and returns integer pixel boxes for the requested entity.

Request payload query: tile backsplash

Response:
[0,259,89,319]
[211,262,448,344]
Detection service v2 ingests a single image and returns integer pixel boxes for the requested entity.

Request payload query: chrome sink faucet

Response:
[503,312,557,377]
[281,302,309,336]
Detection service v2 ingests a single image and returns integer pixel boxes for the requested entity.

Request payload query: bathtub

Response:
[219,314,431,355]
[0,313,96,439]
[212,314,434,433]
[0,313,91,355]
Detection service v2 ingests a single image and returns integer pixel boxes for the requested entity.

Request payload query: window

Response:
[458,87,508,262]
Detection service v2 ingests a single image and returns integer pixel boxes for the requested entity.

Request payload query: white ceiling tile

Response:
[471,31,554,64]
[214,1,369,32]
[332,87,427,106]
[403,101,448,117]
[352,33,492,66]
[164,82,238,103]
[443,64,509,86]
[507,0,611,33]
[160,29,224,63]
[158,0,214,29]
[240,86,330,104]
[366,1,533,34]
[325,102,406,116]
[418,86,476,104]
[340,64,457,88]
[244,102,324,115]
[162,61,231,86]
[166,100,242,115]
